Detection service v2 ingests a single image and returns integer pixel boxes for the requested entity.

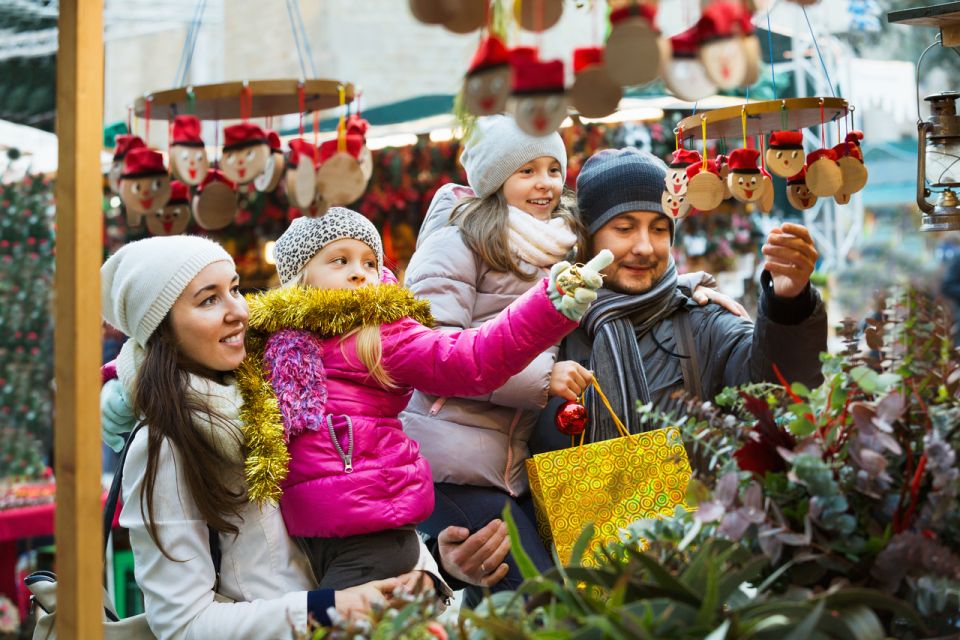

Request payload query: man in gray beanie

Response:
[535,147,828,447]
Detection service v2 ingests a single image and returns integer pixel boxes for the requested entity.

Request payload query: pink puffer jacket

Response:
[265,279,576,538]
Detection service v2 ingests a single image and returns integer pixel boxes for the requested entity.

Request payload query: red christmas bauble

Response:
[555,401,588,436]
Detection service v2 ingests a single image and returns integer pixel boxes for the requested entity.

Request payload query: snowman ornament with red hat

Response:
[108,134,145,194]
[221,122,271,185]
[727,148,764,203]
[507,47,568,137]
[317,115,371,206]
[462,35,511,117]
[169,115,209,186]
[286,139,321,211]
[833,130,868,204]
[786,166,818,210]
[766,130,805,179]
[146,180,192,236]
[192,169,237,230]
[254,130,286,194]
[118,147,172,227]
[665,148,701,197]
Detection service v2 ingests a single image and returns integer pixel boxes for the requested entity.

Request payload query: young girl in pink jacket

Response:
[238,207,610,590]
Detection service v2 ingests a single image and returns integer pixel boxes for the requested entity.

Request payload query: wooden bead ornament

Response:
[786,166,818,210]
[805,148,842,197]
[726,147,763,203]
[663,25,717,102]
[108,135,145,195]
[220,122,271,185]
[254,130,285,194]
[508,48,568,137]
[697,1,751,91]
[515,0,563,32]
[604,4,671,87]
[192,169,237,230]
[685,159,725,212]
[146,180,191,236]
[766,130,805,178]
[462,35,511,117]
[569,47,622,119]
[665,148,701,196]
[285,138,319,210]
[118,147,172,227]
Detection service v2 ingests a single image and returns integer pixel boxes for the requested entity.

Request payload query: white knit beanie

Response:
[101,236,234,347]
[460,114,567,198]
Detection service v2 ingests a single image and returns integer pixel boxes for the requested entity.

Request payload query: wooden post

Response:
[54,0,104,637]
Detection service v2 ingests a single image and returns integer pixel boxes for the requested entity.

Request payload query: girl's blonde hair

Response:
[449,187,585,280]
[285,269,395,388]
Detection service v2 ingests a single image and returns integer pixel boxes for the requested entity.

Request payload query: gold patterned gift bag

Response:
[526,379,691,566]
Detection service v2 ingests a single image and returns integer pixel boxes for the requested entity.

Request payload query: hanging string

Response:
[186,87,196,115]
[802,6,836,97]
[313,111,320,147]
[291,0,319,78]
[174,0,207,86]
[780,100,788,131]
[701,115,708,171]
[285,0,310,80]
[766,9,777,98]
[692,101,699,116]
[127,105,133,136]
[759,133,765,171]
[240,83,253,122]
[337,85,347,153]
[144,97,152,145]
[297,83,305,137]
[819,98,826,148]
[741,106,747,148]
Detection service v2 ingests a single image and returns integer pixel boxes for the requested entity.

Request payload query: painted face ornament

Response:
[697,1,751,91]
[786,166,818,210]
[663,25,717,103]
[766,130,805,179]
[661,190,691,220]
[666,148,702,196]
[221,122,270,185]
[108,134,145,194]
[463,35,511,117]
[146,180,191,236]
[726,148,763,203]
[169,115,209,186]
[507,48,568,137]
[118,147,171,227]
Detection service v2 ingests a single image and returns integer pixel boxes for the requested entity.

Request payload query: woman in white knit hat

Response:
[99,235,452,638]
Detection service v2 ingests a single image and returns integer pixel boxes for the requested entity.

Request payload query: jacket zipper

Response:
[502,409,522,497]
[326,415,354,473]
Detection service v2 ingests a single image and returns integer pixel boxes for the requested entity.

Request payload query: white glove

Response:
[547,249,614,322]
[101,378,135,452]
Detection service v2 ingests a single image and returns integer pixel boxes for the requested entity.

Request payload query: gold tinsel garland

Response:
[236,284,435,503]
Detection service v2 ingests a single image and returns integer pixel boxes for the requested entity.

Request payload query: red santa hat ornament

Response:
[286,138,320,210]
[118,147,172,226]
[665,148,702,196]
[569,47,622,119]
[805,148,842,197]
[169,115,209,186]
[254,130,286,194]
[508,51,568,137]
[146,180,192,236]
[604,4,671,88]
[697,1,753,91]
[726,147,763,203]
[108,134,146,194]
[663,25,717,102]
[192,169,237,230]
[786,166,818,210]
[766,130,805,178]
[221,122,270,185]
[685,159,725,212]
[463,35,511,116]
[317,115,371,207]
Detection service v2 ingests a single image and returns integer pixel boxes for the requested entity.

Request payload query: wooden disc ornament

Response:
[146,180,191,236]
[697,2,751,91]
[758,169,775,213]
[108,135,145,194]
[169,115,209,186]
[462,35,511,117]
[685,160,725,212]
[515,0,563,32]
[665,148,701,197]
[604,5,670,87]
[192,169,237,230]
[834,131,868,203]
[358,145,374,183]
[408,0,457,25]
[569,47,622,119]
[118,147,172,227]
[786,166,818,210]
[441,0,487,33]
[317,153,367,206]
[765,130,805,179]
[286,139,319,210]
[254,130,285,193]
[805,148,842,197]
[661,190,691,220]
[663,27,717,102]
[221,122,271,185]
[726,148,763,203]
[508,50,568,137]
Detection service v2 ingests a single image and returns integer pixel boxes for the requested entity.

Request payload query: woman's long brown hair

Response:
[449,188,585,279]
[134,317,246,560]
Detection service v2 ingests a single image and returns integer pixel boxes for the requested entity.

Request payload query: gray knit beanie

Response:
[101,235,234,347]
[274,207,384,285]
[460,114,567,198]
[576,148,676,241]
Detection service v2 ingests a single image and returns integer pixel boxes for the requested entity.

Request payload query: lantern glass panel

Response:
[926,136,960,187]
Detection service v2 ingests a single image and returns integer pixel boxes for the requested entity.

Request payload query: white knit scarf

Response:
[506,205,577,267]
[115,339,246,465]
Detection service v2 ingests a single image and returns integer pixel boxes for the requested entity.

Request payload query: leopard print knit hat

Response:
[274,208,384,285]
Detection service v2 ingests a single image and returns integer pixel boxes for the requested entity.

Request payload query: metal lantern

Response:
[917,91,960,231]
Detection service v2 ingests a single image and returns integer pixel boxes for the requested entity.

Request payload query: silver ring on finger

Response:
[480,562,486,573]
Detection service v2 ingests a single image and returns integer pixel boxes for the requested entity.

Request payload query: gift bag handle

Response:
[572,378,630,448]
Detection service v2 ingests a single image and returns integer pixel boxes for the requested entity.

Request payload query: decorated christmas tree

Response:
[0,174,55,482]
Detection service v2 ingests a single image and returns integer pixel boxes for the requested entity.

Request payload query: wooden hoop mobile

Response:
[677,97,848,142]
[133,79,355,120]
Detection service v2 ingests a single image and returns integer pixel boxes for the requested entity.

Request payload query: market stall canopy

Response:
[0,118,113,183]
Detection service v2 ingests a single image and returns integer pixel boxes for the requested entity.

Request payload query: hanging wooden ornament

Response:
[604,4,671,88]
[758,168,775,213]
[569,47,622,119]
[661,190,691,220]
[716,154,732,200]
[686,159,725,212]
[192,169,237,230]
[663,25,718,102]
[665,148,701,196]
[697,1,750,91]
[358,145,374,183]
[507,48,568,137]
[786,166,818,210]
[118,147,172,227]
[317,118,369,206]
[146,180,192,236]
[462,35,511,117]
[254,130,286,193]
[515,0,563,31]
[408,0,458,25]
[441,0,487,33]
[220,122,271,185]
[805,148,842,197]
[726,147,763,203]
[766,130,805,178]
[108,135,145,194]
[738,9,762,87]
[834,130,868,202]
[169,115,209,186]
[286,139,320,210]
